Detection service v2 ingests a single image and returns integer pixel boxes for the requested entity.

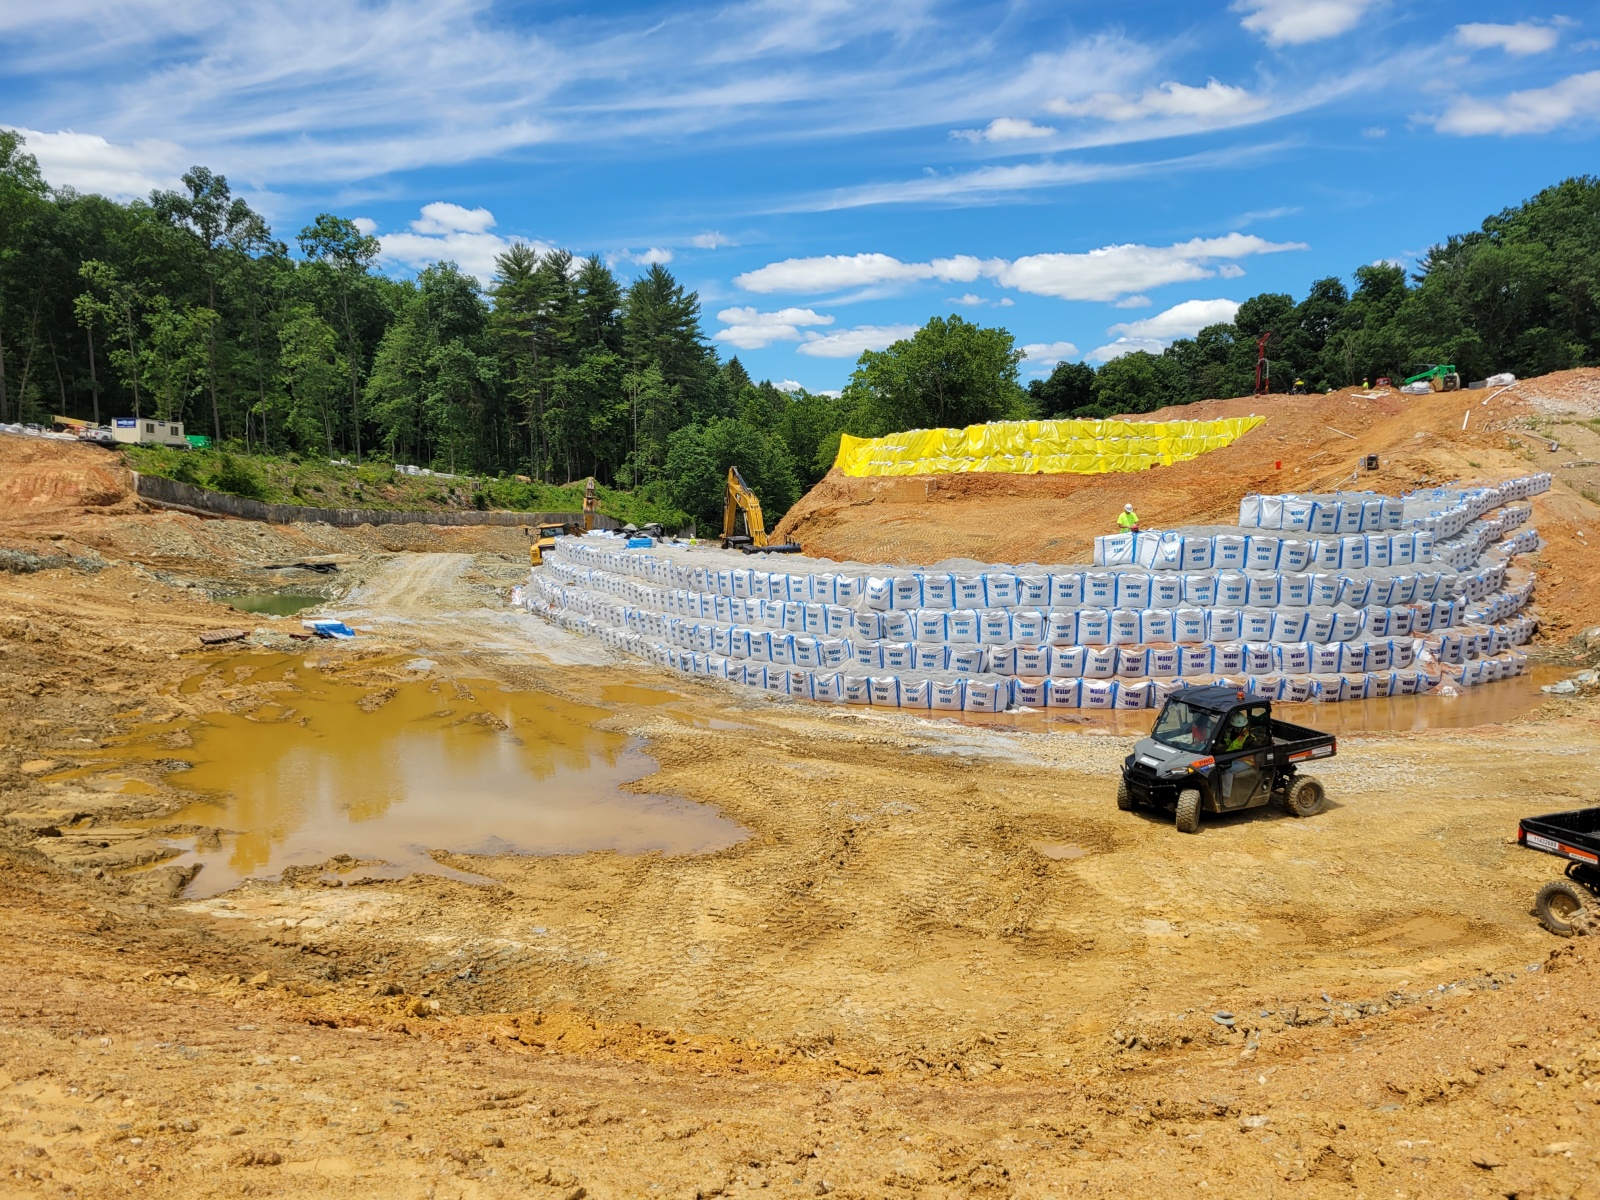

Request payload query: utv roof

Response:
[1167,685,1255,711]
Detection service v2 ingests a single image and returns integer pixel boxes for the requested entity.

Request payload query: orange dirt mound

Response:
[772,370,1600,633]
[0,434,137,525]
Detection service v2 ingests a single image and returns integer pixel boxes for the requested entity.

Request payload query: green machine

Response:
[1403,364,1462,392]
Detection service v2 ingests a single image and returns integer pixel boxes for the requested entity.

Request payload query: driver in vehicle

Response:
[1219,710,1258,800]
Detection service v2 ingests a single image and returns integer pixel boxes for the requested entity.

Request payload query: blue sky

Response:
[5,1,1599,393]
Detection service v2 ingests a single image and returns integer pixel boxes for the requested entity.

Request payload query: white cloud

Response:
[689,232,735,249]
[735,253,989,294]
[412,201,495,234]
[1021,341,1081,370]
[713,306,834,350]
[951,117,1057,142]
[736,235,1300,305]
[991,233,1304,302]
[4,126,186,199]
[1050,80,1268,124]
[817,389,843,399]
[1112,294,1152,308]
[352,216,378,235]
[1455,22,1560,56]
[775,379,804,392]
[374,203,544,284]
[796,324,920,358]
[1433,70,1600,135]
[951,293,985,306]
[997,297,1014,306]
[1234,0,1379,46]
[1109,298,1241,340]
[1088,337,1167,363]
[1217,263,1246,278]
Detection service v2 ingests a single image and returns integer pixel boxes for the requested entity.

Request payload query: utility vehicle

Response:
[1118,686,1337,833]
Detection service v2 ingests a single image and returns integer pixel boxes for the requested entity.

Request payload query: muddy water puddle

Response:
[220,592,325,617]
[102,661,746,897]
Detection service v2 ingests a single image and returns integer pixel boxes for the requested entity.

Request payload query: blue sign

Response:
[114,418,137,427]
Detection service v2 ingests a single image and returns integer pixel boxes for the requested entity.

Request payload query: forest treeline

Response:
[2,128,1596,529]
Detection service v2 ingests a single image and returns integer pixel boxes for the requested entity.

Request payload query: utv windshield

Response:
[1151,701,1223,751]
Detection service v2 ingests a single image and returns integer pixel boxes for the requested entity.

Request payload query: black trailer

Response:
[1119,685,1338,833]
[1516,807,1600,936]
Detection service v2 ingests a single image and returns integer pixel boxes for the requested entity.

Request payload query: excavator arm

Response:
[582,477,597,531]
[722,466,769,548]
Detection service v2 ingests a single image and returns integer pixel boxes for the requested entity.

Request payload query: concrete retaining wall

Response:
[132,472,621,530]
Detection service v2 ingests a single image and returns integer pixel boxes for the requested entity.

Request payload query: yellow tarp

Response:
[833,416,1265,478]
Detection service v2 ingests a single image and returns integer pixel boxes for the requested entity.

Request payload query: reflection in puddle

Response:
[107,666,746,897]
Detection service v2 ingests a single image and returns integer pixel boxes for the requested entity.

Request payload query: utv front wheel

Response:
[1174,789,1202,834]
[1116,778,1135,811]
[1284,774,1325,818]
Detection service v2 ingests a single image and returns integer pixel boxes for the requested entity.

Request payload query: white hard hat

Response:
[1124,504,1134,512]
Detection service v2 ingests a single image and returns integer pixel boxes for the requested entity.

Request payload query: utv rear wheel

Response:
[1284,774,1325,818]
[1174,789,1201,834]
[1116,778,1135,811]
[1535,879,1588,937]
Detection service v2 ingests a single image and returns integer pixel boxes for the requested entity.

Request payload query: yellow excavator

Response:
[721,466,801,553]
[531,477,599,566]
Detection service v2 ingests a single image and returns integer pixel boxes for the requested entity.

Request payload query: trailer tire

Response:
[1284,774,1325,818]
[1116,778,1135,811]
[1535,879,1588,937]
[1174,789,1201,834]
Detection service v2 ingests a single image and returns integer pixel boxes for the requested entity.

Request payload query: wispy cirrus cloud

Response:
[1454,21,1561,56]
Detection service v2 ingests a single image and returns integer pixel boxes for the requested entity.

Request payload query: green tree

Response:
[1090,351,1183,415]
[850,315,1026,432]
[298,214,380,461]
[1027,360,1096,417]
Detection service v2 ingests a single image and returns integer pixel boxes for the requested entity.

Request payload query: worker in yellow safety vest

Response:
[1118,504,1140,533]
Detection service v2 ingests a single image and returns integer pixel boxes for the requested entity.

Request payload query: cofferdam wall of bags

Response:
[519,473,1551,713]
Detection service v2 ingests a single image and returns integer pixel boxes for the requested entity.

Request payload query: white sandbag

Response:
[1015,646,1050,675]
[1171,611,1203,649]
[1083,646,1118,678]
[1115,572,1152,609]
[1246,534,1282,571]
[913,643,946,671]
[1084,572,1116,607]
[1018,573,1050,606]
[1048,678,1082,708]
[1183,574,1218,606]
[1109,609,1142,645]
[1114,681,1151,709]
[1207,609,1242,642]
[1147,646,1179,677]
[979,609,1011,644]
[1116,647,1148,678]
[921,573,954,608]
[1051,646,1085,678]
[1050,572,1084,608]
[1213,534,1247,569]
[1241,609,1274,641]
[1179,644,1214,676]
[1076,609,1110,646]
[1083,679,1118,709]
[1140,609,1175,643]
[1216,573,1249,608]
[1181,536,1215,570]
[949,647,989,675]
[1272,610,1309,642]
[930,680,964,711]
[1239,494,1263,526]
[1275,642,1311,674]
[1149,574,1183,609]
[947,610,980,644]
[953,574,985,608]
[1012,678,1049,708]
[1214,643,1245,673]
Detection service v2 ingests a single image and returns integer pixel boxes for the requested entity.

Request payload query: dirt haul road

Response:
[1,432,1599,1196]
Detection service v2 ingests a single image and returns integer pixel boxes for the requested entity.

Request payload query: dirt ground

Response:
[3,383,1600,1199]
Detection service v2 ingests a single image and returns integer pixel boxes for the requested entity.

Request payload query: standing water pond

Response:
[106,659,746,897]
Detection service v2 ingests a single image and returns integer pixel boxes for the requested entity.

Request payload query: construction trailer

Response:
[108,417,190,448]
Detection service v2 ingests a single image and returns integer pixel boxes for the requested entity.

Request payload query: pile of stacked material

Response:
[522,474,1549,712]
